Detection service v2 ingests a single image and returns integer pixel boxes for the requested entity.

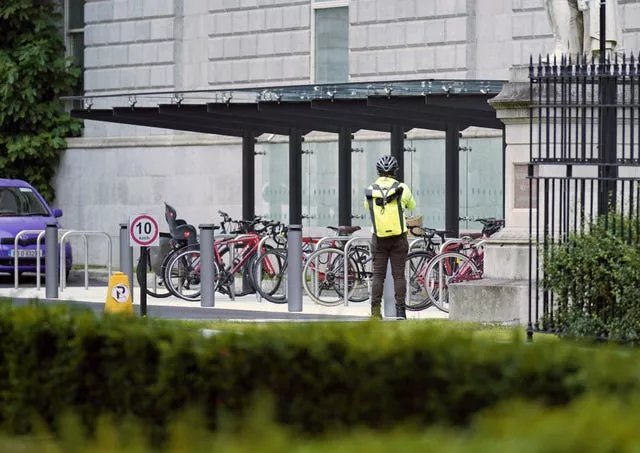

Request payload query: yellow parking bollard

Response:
[104,271,133,315]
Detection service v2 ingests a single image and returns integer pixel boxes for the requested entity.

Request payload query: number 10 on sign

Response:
[129,214,160,247]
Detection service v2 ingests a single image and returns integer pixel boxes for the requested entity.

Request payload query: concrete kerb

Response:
[0,279,449,320]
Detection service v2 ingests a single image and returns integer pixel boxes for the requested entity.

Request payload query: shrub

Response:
[543,213,640,342]
[2,394,640,452]
[3,302,640,443]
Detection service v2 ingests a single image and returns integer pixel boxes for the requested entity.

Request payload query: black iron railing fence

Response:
[528,54,640,340]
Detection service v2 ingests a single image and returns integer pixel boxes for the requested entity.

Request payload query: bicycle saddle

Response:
[327,225,361,235]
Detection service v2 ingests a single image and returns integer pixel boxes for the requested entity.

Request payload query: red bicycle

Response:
[421,217,504,313]
[163,220,280,301]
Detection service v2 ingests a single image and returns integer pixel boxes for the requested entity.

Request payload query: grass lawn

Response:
[171,318,560,344]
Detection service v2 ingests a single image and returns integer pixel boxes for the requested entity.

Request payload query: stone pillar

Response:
[448,65,531,325]
[483,65,532,282]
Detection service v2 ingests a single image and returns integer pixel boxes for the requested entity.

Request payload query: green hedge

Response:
[2,394,640,452]
[2,302,640,442]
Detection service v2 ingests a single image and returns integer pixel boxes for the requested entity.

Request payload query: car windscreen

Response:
[0,187,50,216]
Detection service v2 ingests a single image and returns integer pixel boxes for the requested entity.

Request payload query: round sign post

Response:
[129,214,160,317]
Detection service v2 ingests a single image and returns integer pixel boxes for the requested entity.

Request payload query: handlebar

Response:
[408,225,456,240]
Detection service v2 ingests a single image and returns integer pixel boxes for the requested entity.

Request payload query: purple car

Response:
[0,179,72,279]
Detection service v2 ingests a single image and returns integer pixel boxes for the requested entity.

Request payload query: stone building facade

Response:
[56,0,640,264]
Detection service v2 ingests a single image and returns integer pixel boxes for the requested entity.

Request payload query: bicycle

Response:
[163,218,279,301]
[251,225,366,305]
[422,217,505,313]
[301,225,372,307]
[405,225,453,311]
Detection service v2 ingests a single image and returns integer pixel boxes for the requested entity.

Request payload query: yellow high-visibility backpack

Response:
[365,181,405,238]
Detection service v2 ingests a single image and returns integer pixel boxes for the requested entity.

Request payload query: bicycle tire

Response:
[233,253,260,297]
[136,248,171,299]
[163,245,221,302]
[423,251,479,313]
[302,247,359,307]
[250,248,288,304]
[405,250,436,311]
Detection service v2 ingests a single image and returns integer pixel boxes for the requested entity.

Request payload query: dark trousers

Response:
[370,233,409,316]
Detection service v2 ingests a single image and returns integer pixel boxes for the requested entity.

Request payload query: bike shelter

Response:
[66,79,506,314]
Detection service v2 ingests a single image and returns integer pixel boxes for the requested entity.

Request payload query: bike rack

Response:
[343,237,372,307]
[227,233,257,296]
[59,230,112,291]
[254,235,285,302]
[13,229,74,290]
[309,236,353,303]
[409,238,424,252]
[439,237,472,254]
[13,229,45,289]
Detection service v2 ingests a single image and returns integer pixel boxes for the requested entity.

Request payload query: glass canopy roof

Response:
[64,78,506,109]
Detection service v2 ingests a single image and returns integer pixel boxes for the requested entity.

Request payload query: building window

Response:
[312,2,349,83]
[65,0,84,108]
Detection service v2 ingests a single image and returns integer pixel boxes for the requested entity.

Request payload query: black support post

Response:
[597,0,618,218]
[289,129,303,224]
[445,123,460,237]
[338,127,352,226]
[390,125,405,181]
[242,131,255,221]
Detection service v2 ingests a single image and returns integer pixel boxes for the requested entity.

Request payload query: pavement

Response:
[0,269,449,322]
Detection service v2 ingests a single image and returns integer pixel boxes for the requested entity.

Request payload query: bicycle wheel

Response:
[302,247,356,307]
[342,245,370,303]
[251,248,288,304]
[405,250,436,311]
[164,246,220,302]
[136,248,171,298]
[423,251,479,313]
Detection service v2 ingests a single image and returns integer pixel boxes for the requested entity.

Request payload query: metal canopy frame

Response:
[66,78,506,235]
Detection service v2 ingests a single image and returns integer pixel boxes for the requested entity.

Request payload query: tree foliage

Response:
[0,0,82,202]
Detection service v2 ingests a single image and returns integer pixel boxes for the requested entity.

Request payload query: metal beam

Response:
[242,131,255,222]
[311,99,448,131]
[390,126,405,182]
[203,103,333,133]
[257,101,394,132]
[289,129,303,225]
[445,123,460,237]
[338,128,352,226]
[73,109,250,137]
[371,94,498,112]
[367,96,502,129]
[158,104,299,136]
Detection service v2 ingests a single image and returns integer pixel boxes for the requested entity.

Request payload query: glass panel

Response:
[459,137,504,231]
[314,7,349,84]
[68,0,84,30]
[303,142,338,228]
[258,142,289,223]
[405,138,446,229]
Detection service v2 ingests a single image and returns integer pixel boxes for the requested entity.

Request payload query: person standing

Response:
[364,155,417,320]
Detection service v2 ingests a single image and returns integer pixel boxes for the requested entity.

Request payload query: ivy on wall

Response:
[0,0,82,202]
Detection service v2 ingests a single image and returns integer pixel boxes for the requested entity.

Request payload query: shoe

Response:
[395,305,406,320]
[371,304,382,319]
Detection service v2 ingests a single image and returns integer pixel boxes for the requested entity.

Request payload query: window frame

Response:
[64,0,85,109]
[310,0,350,84]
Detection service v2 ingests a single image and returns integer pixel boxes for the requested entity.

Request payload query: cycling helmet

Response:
[376,155,398,175]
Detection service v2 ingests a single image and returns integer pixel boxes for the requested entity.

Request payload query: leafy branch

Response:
[0,0,82,202]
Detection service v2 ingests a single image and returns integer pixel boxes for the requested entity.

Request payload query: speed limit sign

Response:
[129,214,160,247]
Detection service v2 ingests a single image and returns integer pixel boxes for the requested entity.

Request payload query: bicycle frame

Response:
[213,234,261,276]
